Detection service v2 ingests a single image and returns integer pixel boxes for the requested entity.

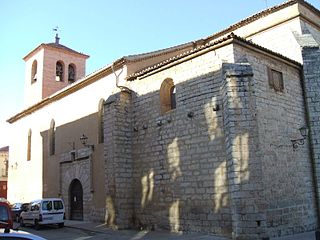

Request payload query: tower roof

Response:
[23,40,89,61]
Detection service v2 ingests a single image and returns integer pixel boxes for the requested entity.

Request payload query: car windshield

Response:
[12,203,22,209]
[0,205,8,221]
[53,201,63,210]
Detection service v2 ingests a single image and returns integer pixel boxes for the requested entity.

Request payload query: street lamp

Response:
[291,126,309,150]
[80,134,94,150]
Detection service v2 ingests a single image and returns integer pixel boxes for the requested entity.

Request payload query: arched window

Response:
[31,60,37,84]
[56,61,64,81]
[98,99,105,143]
[49,119,56,156]
[27,129,32,161]
[170,86,176,109]
[68,64,76,83]
[160,78,176,114]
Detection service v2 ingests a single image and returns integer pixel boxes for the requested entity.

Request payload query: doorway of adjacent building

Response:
[69,179,83,220]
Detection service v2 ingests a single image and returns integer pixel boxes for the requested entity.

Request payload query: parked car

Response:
[0,201,13,230]
[11,202,29,222]
[20,198,65,230]
[0,228,46,239]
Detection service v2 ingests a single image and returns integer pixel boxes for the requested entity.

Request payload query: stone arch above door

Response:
[60,159,92,220]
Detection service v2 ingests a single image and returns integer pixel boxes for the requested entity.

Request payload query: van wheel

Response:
[58,222,64,228]
[34,220,40,230]
[19,218,25,227]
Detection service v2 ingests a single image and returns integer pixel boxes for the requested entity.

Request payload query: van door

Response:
[52,200,64,223]
[41,200,64,224]
[41,200,53,224]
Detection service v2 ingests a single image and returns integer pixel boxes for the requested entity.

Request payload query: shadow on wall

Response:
[102,64,261,238]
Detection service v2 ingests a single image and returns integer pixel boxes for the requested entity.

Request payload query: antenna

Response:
[53,26,60,44]
[264,0,268,8]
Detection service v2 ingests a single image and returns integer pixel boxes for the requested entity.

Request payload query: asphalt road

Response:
[13,222,109,240]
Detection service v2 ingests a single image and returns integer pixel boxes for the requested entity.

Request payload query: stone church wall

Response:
[302,46,320,225]
[234,44,317,237]
[107,41,318,238]
[104,91,134,229]
[128,46,234,235]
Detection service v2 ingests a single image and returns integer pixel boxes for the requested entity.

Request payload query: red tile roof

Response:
[0,146,9,152]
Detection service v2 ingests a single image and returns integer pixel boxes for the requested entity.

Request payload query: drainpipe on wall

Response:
[111,62,132,93]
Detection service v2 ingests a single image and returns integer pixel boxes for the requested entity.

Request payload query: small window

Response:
[170,86,176,110]
[268,68,284,92]
[160,78,176,114]
[49,119,56,156]
[68,64,76,83]
[27,129,32,161]
[56,61,64,81]
[98,99,105,143]
[31,60,37,84]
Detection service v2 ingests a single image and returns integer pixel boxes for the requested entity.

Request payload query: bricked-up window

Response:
[68,64,76,83]
[27,129,32,161]
[56,61,64,81]
[98,99,105,143]
[160,78,176,114]
[49,119,56,156]
[31,60,37,84]
[268,68,284,92]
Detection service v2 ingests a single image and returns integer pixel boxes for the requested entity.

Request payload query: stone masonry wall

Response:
[129,47,234,236]
[221,62,268,239]
[102,41,318,238]
[104,91,134,229]
[234,44,317,237]
[302,46,320,224]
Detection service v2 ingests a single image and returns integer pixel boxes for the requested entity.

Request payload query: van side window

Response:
[42,201,52,211]
[53,201,63,210]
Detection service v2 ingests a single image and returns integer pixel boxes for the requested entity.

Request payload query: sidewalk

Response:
[64,220,317,240]
[64,220,228,240]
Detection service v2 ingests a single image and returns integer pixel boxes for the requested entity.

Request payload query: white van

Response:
[20,198,65,229]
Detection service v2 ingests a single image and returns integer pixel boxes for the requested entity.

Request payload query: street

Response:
[11,221,230,240]
[13,222,112,240]
[20,225,101,240]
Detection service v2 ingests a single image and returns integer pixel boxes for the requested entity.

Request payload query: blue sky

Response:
[0,0,319,147]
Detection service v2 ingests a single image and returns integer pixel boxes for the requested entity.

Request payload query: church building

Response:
[7,1,320,239]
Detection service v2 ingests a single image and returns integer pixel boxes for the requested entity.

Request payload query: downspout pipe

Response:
[111,62,133,93]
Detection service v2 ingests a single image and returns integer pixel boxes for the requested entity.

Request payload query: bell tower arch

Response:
[23,34,89,107]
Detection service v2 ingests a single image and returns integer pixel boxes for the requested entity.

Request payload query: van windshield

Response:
[53,200,63,210]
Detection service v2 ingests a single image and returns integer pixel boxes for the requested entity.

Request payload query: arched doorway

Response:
[69,179,83,220]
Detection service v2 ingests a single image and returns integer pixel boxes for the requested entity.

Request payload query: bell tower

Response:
[23,34,89,107]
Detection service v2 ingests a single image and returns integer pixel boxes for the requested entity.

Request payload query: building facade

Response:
[0,146,8,199]
[7,1,320,239]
